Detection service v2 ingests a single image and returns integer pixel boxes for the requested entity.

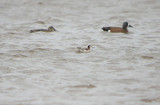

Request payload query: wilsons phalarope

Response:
[77,45,91,53]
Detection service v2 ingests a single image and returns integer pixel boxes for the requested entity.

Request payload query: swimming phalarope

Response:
[30,26,56,33]
[77,45,91,53]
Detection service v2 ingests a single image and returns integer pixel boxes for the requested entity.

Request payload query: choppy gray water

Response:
[0,0,160,105]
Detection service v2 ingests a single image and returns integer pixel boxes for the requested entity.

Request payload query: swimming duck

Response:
[102,22,132,33]
[30,26,56,33]
[77,45,91,53]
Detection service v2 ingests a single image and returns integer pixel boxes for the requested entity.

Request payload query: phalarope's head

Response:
[87,45,91,50]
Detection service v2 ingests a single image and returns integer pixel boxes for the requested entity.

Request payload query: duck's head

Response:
[48,26,56,31]
[122,22,133,29]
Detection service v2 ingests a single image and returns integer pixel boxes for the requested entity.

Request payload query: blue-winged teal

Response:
[102,22,132,33]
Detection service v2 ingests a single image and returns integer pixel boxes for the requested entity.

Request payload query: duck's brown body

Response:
[102,27,128,33]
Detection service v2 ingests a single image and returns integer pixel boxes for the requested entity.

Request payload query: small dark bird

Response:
[30,26,56,33]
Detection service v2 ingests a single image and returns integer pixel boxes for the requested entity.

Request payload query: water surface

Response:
[0,0,160,105]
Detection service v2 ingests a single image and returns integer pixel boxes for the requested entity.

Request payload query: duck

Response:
[77,45,91,53]
[30,26,56,33]
[102,22,132,33]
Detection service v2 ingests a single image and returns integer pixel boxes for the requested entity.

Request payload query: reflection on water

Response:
[0,0,160,105]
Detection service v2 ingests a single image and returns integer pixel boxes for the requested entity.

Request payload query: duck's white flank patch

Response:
[107,30,111,32]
